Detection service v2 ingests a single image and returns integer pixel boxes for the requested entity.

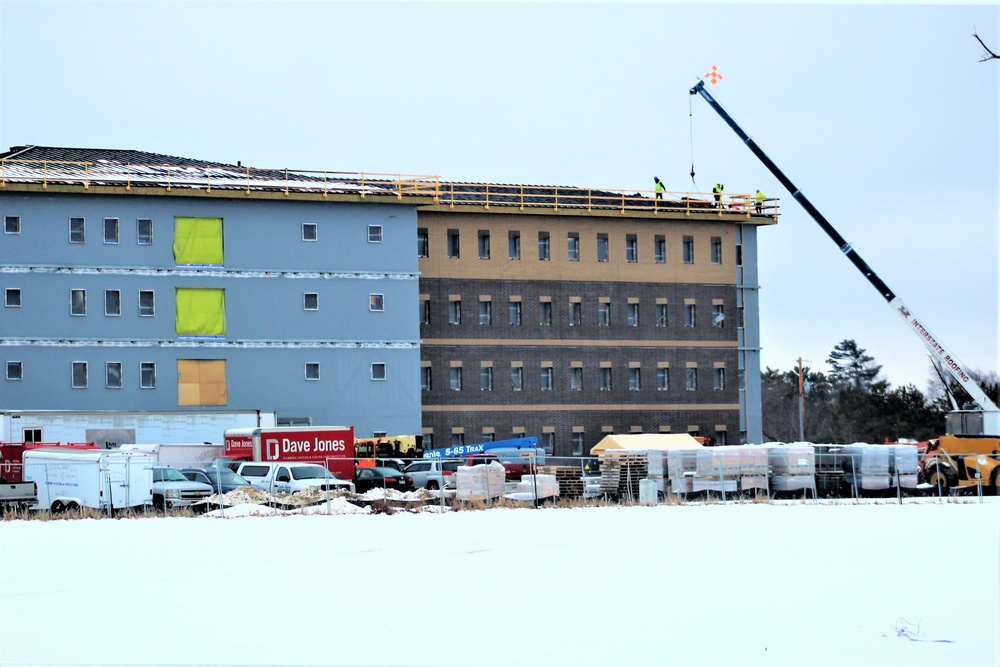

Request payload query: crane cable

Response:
[688,93,699,191]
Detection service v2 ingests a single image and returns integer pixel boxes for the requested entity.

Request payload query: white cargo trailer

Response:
[23,448,155,512]
[1,410,276,448]
[119,443,225,467]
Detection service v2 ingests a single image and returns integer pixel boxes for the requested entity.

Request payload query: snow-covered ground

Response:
[1,498,998,667]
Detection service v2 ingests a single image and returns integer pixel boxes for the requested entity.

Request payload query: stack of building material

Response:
[768,443,816,493]
[693,447,740,493]
[733,445,770,493]
[644,449,670,495]
[504,474,559,502]
[538,465,585,499]
[813,444,849,497]
[887,444,919,489]
[455,461,506,501]
[667,447,700,495]
[599,450,647,499]
[844,444,890,492]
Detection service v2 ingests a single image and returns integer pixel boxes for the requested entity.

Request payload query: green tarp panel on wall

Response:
[175,288,226,336]
[173,217,224,265]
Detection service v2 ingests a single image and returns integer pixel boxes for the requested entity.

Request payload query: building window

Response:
[304,293,319,311]
[625,234,638,263]
[479,300,492,325]
[70,289,87,316]
[657,367,669,391]
[104,218,120,244]
[686,368,698,391]
[509,301,521,326]
[449,367,463,391]
[106,362,122,388]
[508,231,521,259]
[683,236,695,264]
[72,361,88,388]
[714,367,726,391]
[712,304,725,327]
[368,225,383,243]
[600,367,612,391]
[421,366,432,391]
[447,229,460,258]
[540,367,553,391]
[417,228,429,257]
[656,304,668,327]
[685,303,696,327]
[478,230,491,259]
[305,363,320,381]
[69,217,85,243]
[538,231,550,260]
[5,288,21,308]
[481,432,495,443]
[654,235,666,263]
[735,244,743,267]
[105,290,121,317]
[627,303,639,327]
[5,216,20,234]
[541,432,554,455]
[173,217,223,265]
[175,288,226,336]
[370,294,385,312]
[139,290,155,316]
[567,233,580,261]
[420,299,430,325]
[449,299,461,325]
[629,367,641,391]
[7,361,23,381]
[451,433,465,447]
[568,301,582,326]
[302,223,318,241]
[570,367,582,391]
[510,366,523,391]
[481,366,493,391]
[371,363,386,381]
[571,432,584,456]
[423,433,434,449]
[137,218,153,245]
[598,302,610,327]
[711,236,722,264]
[597,233,609,262]
[141,362,156,389]
[177,359,227,406]
[538,301,552,326]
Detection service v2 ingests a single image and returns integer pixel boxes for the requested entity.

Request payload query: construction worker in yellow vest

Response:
[755,189,766,214]
[713,183,724,208]
[654,176,665,200]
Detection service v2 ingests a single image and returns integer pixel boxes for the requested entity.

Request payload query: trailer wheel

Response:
[64,502,79,513]
[427,481,439,491]
[153,495,166,511]
[50,500,65,514]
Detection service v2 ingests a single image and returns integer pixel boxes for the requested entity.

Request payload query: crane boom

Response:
[689,80,1000,433]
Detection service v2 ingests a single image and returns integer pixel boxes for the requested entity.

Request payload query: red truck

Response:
[224,426,355,482]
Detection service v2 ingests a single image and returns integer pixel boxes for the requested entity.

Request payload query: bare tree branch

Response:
[973,28,999,62]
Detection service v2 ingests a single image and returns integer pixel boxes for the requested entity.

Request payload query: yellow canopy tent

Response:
[590,433,702,456]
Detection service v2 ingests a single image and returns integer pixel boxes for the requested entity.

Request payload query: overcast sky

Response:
[1,1,997,393]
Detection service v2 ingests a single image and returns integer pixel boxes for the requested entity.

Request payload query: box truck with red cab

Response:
[224,426,355,481]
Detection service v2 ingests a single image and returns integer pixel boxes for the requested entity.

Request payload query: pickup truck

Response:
[151,466,214,509]
[235,461,356,495]
[0,480,37,511]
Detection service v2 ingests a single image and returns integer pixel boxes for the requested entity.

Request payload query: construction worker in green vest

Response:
[713,183,724,208]
[654,176,665,200]
[755,189,766,214]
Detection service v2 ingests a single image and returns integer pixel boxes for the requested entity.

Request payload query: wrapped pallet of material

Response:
[769,443,816,492]
[888,444,919,489]
[456,461,506,501]
[645,449,670,494]
[515,474,559,499]
[844,444,890,491]
[813,443,849,496]
[693,447,740,492]
[735,444,770,492]
[667,447,700,494]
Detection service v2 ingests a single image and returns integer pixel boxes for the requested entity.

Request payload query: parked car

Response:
[353,467,414,493]
[152,466,214,509]
[403,459,463,490]
[180,467,252,494]
[235,461,355,495]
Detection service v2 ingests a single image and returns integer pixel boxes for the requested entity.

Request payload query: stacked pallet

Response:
[599,450,648,499]
[693,447,741,493]
[769,443,817,493]
[734,445,769,493]
[538,465,585,499]
[667,448,700,494]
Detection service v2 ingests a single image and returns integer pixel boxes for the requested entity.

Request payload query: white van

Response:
[23,448,154,512]
[235,461,355,495]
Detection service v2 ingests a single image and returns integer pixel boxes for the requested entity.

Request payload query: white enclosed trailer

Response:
[119,443,225,467]
[23,448,155,512]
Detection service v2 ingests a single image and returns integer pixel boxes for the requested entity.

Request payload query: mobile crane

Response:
[689,80,1000,493]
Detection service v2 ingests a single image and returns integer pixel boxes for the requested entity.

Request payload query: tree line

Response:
[761,339,1000,443]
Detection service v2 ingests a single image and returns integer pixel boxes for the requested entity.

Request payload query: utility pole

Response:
[797,357,805,442]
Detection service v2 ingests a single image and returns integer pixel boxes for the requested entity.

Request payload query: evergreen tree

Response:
[826,339,883,391]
